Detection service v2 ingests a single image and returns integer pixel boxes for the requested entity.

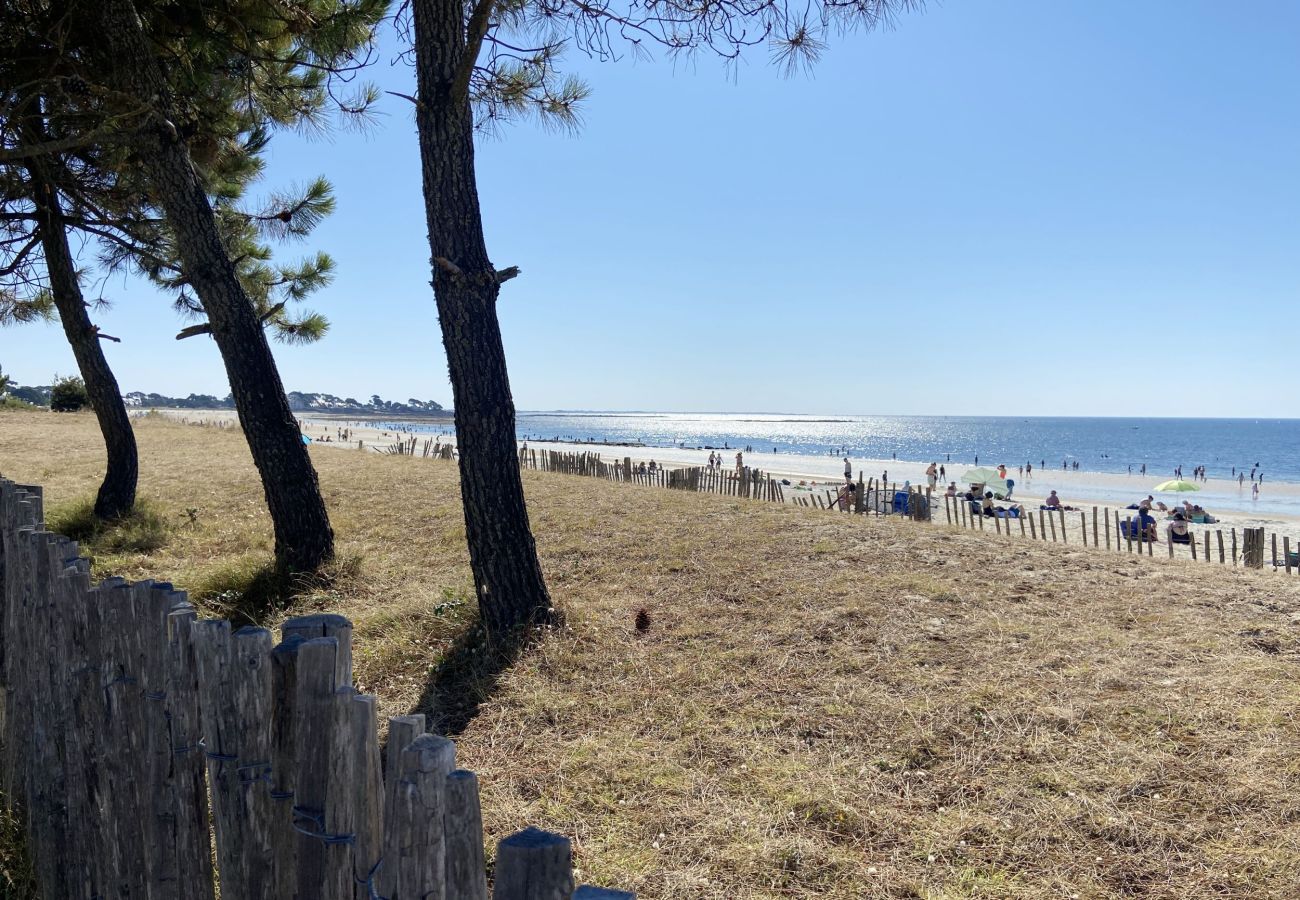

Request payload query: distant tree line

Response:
[0,377,447,416]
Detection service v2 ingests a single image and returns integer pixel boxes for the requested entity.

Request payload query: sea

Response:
[394,412,1300,485]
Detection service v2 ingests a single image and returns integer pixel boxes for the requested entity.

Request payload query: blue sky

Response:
[5,0,1298,416]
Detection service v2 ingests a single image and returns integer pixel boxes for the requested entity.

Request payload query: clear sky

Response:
[4,1,1298,416]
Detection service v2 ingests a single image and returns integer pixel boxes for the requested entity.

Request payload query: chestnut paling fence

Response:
[516,449,1297,573]
[0,478,631,900]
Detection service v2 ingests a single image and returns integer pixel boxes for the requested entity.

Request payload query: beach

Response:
[146,408,1300,542]
[9,407,1300,899]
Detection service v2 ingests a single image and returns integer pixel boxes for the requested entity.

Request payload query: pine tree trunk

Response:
[30,176,138,520]
[75,0,333,571]
[412,0,553,636]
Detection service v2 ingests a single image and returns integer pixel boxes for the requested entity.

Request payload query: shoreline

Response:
[143,408,1300,538]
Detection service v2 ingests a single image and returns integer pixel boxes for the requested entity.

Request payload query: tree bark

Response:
[30,174,139,520]
[411,0,553,636]
[72,0,333,571]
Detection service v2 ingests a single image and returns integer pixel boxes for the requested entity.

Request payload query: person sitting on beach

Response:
[1167,511,1192,544]
[982,491,997,517]
[1136,507,1158,542]
[945,482,958,498]
[1045,490,1062,509]
[1139,495,1154,511]
[648,460,657,474]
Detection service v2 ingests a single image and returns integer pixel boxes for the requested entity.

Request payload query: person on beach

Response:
[982,492,996,517]
[997,464,1007,480]
[1167,512,1192,544]
[1026,462,1032,478]
[939,464,947,481]
[946,482,958,498]
[1004,477,1015,499]
[926,462,938,488]
[1136,507,1158,542]
[836,482,856,510]
[1253,482,1260,500]
[735,451,743,472]
[844,457,853,481]
[1239,472,1245,487]
[1139,495,1154,511]
[1045,490,1062,509]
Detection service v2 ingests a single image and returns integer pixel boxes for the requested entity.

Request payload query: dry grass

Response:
[3,409,1300,898]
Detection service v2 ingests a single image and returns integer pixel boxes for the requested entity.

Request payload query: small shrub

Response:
[49,376,89,413]
[47,497,170,555]
[0,396,38,411]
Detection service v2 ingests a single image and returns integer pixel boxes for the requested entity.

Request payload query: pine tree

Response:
[1,0,386,568]
[405,0,919,637]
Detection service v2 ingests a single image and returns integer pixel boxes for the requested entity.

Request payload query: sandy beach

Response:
[146,408,1300,542]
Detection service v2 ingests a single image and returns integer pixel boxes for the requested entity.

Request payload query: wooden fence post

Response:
[493,827,575,900]
[1243,528,1264,569]
[350,694,383,899]
[445,771,490,900]
[293,637,350,900]
[193,622,276,898]
[393,734,457,900]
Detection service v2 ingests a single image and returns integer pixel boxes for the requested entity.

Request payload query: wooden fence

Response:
[931,491,1287,570]
[514,449,1299,574]
[0,478,632,900]
[520,448,786,501]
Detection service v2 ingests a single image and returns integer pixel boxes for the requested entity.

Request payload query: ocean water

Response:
[383,412,1300,485]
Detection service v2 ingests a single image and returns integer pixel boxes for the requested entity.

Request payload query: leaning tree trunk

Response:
[31,177,138,519]
[411,0,552,636]
[74,0,333,571]
[22,103,138,520]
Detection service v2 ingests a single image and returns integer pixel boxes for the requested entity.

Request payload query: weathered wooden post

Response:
[493,827,575,900]
[1242,528,1264,569]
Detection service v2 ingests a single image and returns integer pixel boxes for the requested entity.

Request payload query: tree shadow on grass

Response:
[410,621,541,738]
[191,553,363,628]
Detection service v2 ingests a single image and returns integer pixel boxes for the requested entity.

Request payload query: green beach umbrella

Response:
[1153,479,1200,492]
[962,467,1005,485]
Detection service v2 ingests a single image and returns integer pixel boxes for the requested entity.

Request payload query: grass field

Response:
[3,409,1300,899]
